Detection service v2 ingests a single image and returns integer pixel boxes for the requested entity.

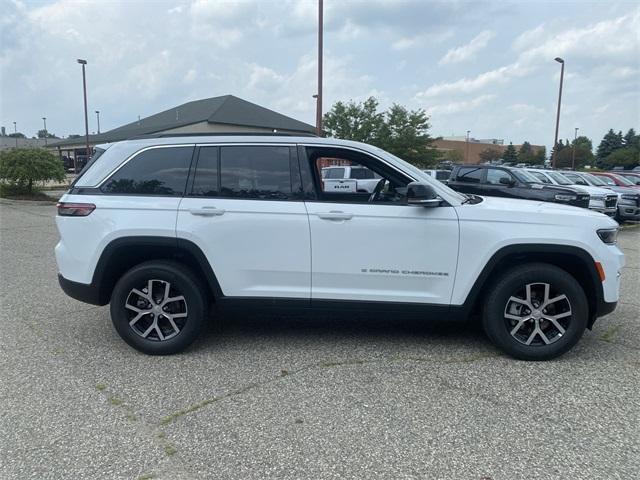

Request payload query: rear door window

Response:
[219,145,294,200]
[486,169,513,185]
[101,146,193,195]
[455,167,483,183]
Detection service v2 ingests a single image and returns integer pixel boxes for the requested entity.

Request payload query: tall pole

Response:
[572,127,579,170]
[42,117,48,146]
[95,110,101,134]
[552,57,564,169]
[13,121,17,148]
[315,0,323,137]
[78,59,89,174]
[466,130,471,163]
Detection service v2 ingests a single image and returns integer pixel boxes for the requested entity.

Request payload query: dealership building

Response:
[433,136,545,164]
[48,95,315,161]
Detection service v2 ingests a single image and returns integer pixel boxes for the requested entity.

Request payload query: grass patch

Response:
[109,396,123,406]
[95,383,107,391]
[160,398,218,425]
[137,473,157,480]
[600,324,622,343]
[0,184,56,201]
[164,444,177,456]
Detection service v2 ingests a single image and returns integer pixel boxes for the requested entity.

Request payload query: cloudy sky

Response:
[1,0,638,150]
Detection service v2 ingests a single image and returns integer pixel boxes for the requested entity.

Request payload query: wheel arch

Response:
[91,236,223,305]
[463,244,603,327]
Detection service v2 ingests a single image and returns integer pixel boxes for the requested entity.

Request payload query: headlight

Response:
[555,194,577,201]
[597,228,618,244]
[620,195,636,205]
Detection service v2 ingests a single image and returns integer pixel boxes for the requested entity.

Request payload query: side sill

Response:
[58,274,107,306]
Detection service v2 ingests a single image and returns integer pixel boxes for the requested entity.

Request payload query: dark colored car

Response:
[448,165,590,208]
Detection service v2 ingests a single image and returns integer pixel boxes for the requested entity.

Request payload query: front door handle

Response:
[189,206,225,217]
[317,211,353,221]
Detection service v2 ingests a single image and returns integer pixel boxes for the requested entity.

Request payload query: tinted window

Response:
[436,170,450,181]
[486,169,514,185]
[220,146,292,199]
[191,147,219,196]
[350,167,376,179]
[101,147,192,195]
[564,173,588,185]
[530,171,551,183]
[324,168,345,179]
[455,167,483,183]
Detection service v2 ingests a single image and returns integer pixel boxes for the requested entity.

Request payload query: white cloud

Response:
[425,94,495,115]
[439,30,495,64]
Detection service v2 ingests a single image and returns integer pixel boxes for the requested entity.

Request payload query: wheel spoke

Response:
[525,284,533,304]
[510,319,527,336]
[166,316,180,335]
[129,312,146,326]
[169,312,187,319]
[525,329,538,345]
[505,313,526,321]
[155,325,165,341]
[542,283,550,304]
[549,310,572,320]
[538,329,551,345]
[163,281,171,303]
[131,288,149,300]
[141,324,155,338]
[508,296,530,307]
[163,295,185,306]
[547,318,566,335]
[125,303,143,313]
[545,294,568,307]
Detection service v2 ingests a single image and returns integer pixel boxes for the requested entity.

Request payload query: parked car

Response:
[590,172,640,191]
[562,171,640,222]
[526,169,617,216]
[422,169,451,182]
[322,165,381,193]
[447,165,590,209]
[611,171,640,186]
[56,135,623,360]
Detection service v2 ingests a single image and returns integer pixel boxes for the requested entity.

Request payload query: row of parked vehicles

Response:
[424,166,640,223]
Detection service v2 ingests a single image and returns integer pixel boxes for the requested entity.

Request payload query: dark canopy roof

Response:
[50,95,315,148]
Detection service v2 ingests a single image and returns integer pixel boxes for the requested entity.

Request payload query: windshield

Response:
[373,148,467,202]
[583,173,608,186]
[512,168,541,183]
[547,171,573,185]
[610,174,634,186]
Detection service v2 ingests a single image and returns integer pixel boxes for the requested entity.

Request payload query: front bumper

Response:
[617,204,640,221]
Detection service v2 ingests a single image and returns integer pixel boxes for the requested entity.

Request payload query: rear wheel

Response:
[483,263,588,361]
[110,260,207,355]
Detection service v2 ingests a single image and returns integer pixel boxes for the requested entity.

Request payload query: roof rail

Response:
[126,132,318,140]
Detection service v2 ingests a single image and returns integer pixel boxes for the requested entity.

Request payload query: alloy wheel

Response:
[504,282,572,346]
[124,279,188,341]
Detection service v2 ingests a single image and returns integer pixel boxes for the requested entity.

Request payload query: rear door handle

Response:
[317,211,353,221]
[189,206,225,217]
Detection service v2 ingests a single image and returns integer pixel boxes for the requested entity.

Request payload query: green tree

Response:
[517,141,535,164]
[502,142,518,163]
[37,129,58,139]
[0,148,65,195]
[603,148,640,169]
[7,132,26,138]
[322,97,384,144]
[596,129,624,164]
[443,149,464,163]
[530,146,546,166]
[623,128,639,150]
[478,147,502,163]
[555,146,594,169]
[323,97,440,168]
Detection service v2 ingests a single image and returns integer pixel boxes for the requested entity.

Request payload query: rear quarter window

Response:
[101,146,193,196]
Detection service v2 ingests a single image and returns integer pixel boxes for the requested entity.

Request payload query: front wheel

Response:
[483,263,588,361]
[110,260,207,355]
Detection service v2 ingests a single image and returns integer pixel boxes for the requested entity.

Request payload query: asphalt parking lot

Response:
[0,199,638,480]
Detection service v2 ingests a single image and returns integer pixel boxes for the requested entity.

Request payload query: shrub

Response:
[0,148,65,195]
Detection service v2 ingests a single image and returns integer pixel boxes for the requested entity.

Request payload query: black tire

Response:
[482,263,588,361]
[110,260,207,355]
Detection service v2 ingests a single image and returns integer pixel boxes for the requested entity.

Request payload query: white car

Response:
[422,169,451,182]
[55,135,624,360]
[526,169,617,216]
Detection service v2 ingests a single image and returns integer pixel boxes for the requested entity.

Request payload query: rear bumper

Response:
[58,273,106,306]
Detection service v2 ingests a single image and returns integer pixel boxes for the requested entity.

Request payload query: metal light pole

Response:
[466,130,471,163]
[552,57,565,169]
[13,121,17,148]
[42,117,48,146]
[77,59,90,174]
[315,0,323,137]
[572,127,579,170]
[95,110,101,134]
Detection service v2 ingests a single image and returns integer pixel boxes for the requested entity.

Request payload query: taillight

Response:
[56,202,96,216]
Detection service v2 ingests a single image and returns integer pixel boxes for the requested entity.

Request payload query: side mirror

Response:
[499,177,515,186]
[407,182,441,207]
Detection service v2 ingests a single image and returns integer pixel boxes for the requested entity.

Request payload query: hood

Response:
[528,183,588,195]
[457,195,618,229]
[570,185,615,195]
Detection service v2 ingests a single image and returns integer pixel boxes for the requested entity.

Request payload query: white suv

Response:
[56,135,624,360]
